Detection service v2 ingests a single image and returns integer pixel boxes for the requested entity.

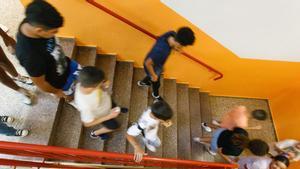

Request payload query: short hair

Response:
[78,66,105,87]
[231,128,250,148]
[251,109,267,121]
[25,0,64,29]
[273,155,290,167]
[248,139,269,156]
[151,101,173,121]
[175,27,195,46]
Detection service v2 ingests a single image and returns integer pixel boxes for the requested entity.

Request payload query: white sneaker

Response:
[193,137,210,147]
[193,137,201,143]
[212,119,221,126]
[201,122,212,132]
[22,93,33,105]
[206,147,217,156]
[15,129,29,137]
[0,116,14,124]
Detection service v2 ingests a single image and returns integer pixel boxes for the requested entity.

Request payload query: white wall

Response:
[161,0,300,62]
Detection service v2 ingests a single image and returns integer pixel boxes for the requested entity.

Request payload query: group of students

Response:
[0,1,298,168]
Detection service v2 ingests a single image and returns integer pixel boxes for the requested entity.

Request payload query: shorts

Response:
[62,60,81,95]
[210,128,226,153]
[143,63,163,77]
[102,118,120,130]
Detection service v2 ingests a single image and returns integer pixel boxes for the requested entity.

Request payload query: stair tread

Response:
[79,123,104,151]
[189,88,204,161]
[126,68,149,154]
[199,92,214,162]
[162,79,178,158]
[58,37,77,59]
[177,84,191,160]
[95,54,117,92]
[75,46,97,66]
[104,61,134,153]
[50,103,82,148]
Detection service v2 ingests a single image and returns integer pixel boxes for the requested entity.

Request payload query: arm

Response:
[83,109,120,127]
[144,58,158,82]
[217,148,236,164]
[245,125,262,130]
[31,76,65,97]
[126,133,145,162]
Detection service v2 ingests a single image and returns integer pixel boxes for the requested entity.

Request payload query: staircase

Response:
[45,37,218,163]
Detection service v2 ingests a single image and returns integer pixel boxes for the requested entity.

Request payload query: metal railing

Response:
[86,0,223,80]
[0,141,237,168]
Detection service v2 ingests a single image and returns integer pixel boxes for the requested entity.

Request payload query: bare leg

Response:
[94,127,114,135]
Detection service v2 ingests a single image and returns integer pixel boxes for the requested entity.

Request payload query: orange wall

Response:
[21,0,300,98]
[21,1,300,166]
[269,84,300,169]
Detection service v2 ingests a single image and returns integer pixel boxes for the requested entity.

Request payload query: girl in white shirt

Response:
[238,155,289,169]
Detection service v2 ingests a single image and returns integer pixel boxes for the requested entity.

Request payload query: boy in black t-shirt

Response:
[137,27,195,100]
[16,0,80,101]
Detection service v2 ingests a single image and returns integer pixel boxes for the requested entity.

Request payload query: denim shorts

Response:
[62,60,81,95]
[210,128,226,152]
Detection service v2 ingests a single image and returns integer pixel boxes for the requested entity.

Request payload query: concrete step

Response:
[126,68,149,154]
[49,102,82,149]
[75,46,97,66]
[58,37,77,59]
[188,88,204,161]
[95,54,117,92]
[176,84,191,160]
[199,92,214,162]
[79,123,104,151]
[147,74,164,158]
[162,79,177,158]
[103,61,134,153]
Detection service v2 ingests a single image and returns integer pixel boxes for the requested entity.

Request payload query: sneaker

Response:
[206,147,217,156]
[151,92,161,100]
[0,116,14,124]
[13,76,33,85]
[193,137,210,146]
[201,122,212,132]
[137,81,150,87]
[193,137,201,143]
[90,131,110,140]
[15,129,29,137]
[22,92,33,105]
[120,107,128,113]
[212,119,221,126]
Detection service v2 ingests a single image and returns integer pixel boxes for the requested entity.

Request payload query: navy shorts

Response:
[102,118,120,130]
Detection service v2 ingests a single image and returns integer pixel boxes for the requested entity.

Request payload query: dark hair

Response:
[231,128,250,149]
[151,101,173,121]
[78,66,105,87]
[248,139,269,156]
[175,27,195,46]
[25,0,64,29]
[251,109,267,121]
[273,155,290,167]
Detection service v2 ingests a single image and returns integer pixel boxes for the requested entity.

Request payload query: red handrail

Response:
[0,141,238,168]
[86,0,223,80]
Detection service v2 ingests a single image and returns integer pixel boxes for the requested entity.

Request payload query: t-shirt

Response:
[127,108,160,141]
[75,84,112,123]
[217,129,248,156]
[238,156,272,169]
[276,139,300,161]
[220,106,248,130]
[16,23,70,89]
[144,31,175,69]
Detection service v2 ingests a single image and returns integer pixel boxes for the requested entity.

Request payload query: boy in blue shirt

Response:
[137,27,195,99]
